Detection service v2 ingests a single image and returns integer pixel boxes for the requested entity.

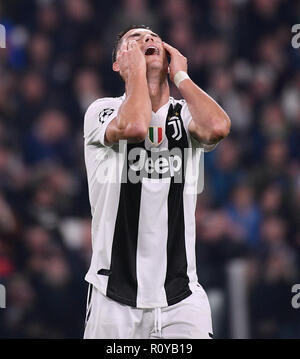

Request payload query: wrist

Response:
[126,67,146,82]
[125,72,149,96]
[174,71,190,88]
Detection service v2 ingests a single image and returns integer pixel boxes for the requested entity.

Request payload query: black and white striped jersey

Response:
[83,94,216,309]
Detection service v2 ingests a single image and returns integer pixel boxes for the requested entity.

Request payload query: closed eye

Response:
[128,33,141,39]
[126,32,160,40]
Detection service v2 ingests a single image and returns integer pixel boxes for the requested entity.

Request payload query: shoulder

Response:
[84,96,123,129]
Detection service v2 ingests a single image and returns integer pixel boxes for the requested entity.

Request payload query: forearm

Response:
[117,71,151,138]
[179,78,230,144]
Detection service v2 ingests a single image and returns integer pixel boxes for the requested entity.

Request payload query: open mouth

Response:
[144,46,159,56]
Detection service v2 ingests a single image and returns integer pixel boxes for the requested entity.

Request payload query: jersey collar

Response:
[120,93,175,115]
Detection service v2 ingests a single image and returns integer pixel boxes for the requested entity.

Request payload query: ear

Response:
[113,61,120,72]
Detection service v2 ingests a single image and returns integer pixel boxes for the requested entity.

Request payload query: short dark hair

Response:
[112,24,153,64]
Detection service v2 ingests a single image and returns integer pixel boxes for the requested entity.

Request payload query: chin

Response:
[146,59,163,70]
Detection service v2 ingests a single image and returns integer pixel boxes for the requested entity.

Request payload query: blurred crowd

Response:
[0,0,299,338]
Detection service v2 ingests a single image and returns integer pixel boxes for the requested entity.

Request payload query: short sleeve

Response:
[180,99,218,152]
[84,97,121,147]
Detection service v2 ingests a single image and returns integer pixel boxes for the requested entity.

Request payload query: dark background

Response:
[0,0,300,338]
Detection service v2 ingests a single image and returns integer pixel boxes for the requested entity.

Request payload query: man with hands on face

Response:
[83,25,230,339]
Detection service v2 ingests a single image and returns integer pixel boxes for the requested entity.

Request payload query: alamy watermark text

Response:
[292,24,300,49]
[0,24,6,48]
[0,284,6,308]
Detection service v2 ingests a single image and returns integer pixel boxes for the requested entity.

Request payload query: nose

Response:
[144,34,154,43]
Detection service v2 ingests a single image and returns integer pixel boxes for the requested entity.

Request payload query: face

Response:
[113,28,169,74]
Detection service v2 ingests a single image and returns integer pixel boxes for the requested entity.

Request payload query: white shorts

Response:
[83,284,213,339]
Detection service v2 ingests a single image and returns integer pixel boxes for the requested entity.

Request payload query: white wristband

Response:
[174,71,190,88]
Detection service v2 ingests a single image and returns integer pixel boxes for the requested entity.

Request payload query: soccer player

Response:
[83,25,230,339]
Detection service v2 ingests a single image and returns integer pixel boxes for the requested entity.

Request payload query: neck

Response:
[146,70,170,113]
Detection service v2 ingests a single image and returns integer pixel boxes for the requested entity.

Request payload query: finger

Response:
[163,42,180,55]
[116,48,127,61]
[128,40,137,50]
[119,42,128,52]
[116,49,124,60]
[116,51,122,60]
[162,42,175,51]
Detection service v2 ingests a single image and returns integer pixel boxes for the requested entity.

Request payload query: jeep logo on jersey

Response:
[99,108,114,124]
[95,140,205,195]
[148,126,163,146]
[167,114,182,141]
[128,147,183,183]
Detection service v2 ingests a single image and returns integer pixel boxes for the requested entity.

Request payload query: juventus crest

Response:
[167,112,182,141]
